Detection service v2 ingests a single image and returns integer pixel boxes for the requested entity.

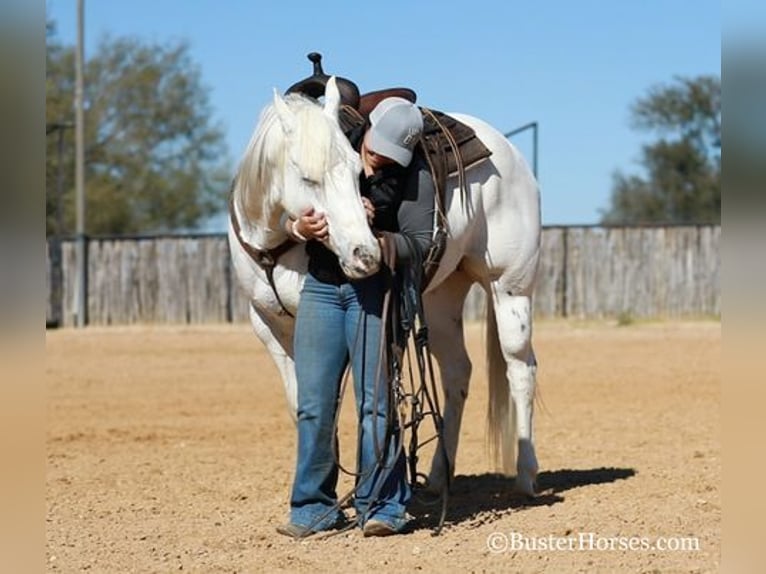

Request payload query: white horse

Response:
[229,77,541,496]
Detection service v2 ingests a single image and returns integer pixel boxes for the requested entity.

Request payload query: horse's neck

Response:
[234,199,288,251]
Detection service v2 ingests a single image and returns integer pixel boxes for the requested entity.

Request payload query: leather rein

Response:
[229,195,297,317]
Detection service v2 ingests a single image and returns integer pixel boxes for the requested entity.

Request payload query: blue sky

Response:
[47,0,720,227]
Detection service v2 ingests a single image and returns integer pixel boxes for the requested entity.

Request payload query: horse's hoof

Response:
[514,474,537,498]
[423,475,445,496]
[424,468,457,496]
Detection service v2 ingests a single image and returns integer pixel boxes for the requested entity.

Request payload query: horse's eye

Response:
[302,177,320,186]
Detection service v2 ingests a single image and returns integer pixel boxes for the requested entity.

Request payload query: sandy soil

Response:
[46,320,720,573]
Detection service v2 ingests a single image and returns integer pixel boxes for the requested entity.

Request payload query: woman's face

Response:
[362,131,396,172]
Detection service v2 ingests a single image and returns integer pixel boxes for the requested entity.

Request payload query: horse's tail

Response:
[486,295,516,474]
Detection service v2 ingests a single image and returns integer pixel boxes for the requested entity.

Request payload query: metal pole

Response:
[504,121,538,180]
[532,122,538,180]
[74,0,87,327]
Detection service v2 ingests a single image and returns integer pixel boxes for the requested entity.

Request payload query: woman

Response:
[278,97,436,538]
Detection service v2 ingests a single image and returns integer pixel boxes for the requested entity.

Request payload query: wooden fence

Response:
[46,225,720,327]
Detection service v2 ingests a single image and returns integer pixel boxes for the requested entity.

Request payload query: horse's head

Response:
[271,78,380,279]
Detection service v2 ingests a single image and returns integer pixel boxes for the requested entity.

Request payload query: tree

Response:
[46,24,231,235]
[601,75,721,225]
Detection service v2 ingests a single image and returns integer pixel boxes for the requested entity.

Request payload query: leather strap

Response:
[229,195,297,317]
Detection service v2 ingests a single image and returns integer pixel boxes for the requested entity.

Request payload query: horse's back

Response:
[432,113,541,295]
[448,113,539,215]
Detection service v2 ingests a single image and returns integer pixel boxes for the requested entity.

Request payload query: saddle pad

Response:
[420,109,492,176]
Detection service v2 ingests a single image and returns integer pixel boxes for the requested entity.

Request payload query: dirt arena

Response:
[46,319,720,573]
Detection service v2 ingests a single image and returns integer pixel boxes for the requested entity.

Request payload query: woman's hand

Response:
[292,207,328,243]
[362,197,375,225]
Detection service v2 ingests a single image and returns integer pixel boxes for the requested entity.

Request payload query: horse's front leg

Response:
[248,303,298,421]
[492,287,539,496]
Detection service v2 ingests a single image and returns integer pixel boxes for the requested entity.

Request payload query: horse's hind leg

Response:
[423,271,474,493]
[491,285,538,496]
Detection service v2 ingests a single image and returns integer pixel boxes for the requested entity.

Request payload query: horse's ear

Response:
[323,76,341,123]
[273,88,296,134]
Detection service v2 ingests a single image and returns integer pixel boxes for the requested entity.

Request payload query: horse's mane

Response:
[234,94,334,224]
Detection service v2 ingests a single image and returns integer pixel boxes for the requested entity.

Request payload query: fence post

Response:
[74,235,89,326]
[47,238,63,328]
[561,227,569,318]
[224,236,233,323]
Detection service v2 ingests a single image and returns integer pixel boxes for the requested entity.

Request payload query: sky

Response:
[46,0,720,227]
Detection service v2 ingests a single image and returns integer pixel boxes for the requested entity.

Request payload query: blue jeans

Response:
[289,272,410,531]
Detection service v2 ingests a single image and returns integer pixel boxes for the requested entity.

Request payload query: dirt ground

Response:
[46,319,720,573]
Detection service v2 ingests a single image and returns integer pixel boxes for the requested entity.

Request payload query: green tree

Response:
[46,24,231,235]
[601,75,721,224]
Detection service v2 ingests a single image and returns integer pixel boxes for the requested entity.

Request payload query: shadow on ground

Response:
[409,467,636,532]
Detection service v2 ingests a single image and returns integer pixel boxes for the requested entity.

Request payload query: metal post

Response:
[74,0,87,327]
[532,122,538,180]
[504,121,538,180]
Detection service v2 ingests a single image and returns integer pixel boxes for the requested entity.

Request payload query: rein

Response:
[228,195,296,317]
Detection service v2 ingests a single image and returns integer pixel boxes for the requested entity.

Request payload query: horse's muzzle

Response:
[343,245,380,279]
